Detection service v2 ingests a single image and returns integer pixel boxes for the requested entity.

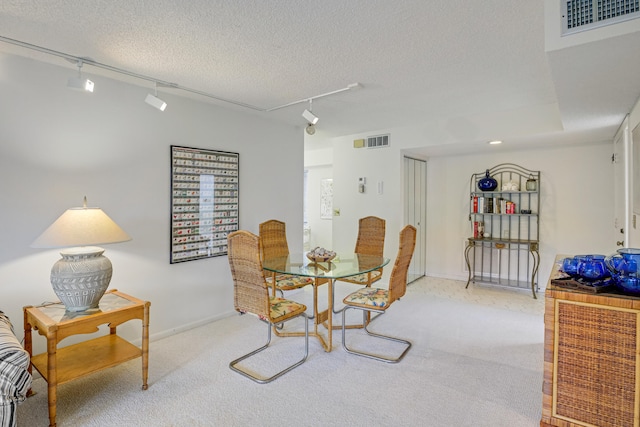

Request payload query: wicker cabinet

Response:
[464,163,540,298]
[541,257,640,427]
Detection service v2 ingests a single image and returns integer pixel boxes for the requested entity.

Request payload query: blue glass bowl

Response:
[561,257,579,275]
[577,254,609,281]
[615,276,640,296]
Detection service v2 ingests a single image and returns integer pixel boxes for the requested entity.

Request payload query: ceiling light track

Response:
[266,83,361,112]
[0,35,361,113]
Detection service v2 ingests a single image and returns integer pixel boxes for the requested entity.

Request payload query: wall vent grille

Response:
[366,134,390,149]
[563,0,640,35]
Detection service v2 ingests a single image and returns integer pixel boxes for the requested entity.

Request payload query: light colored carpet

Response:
[17,277,545,426]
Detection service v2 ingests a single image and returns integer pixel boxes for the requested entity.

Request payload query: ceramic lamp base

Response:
[50,246,113,312]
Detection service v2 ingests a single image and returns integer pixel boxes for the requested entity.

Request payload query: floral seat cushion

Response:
[269,297,306,322]
[242,297,306,322]
[343,287,390,308]
[266,274,313,289]
[341,270,382,284]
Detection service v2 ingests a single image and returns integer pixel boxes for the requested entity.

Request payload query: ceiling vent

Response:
[366,134,390,149]
[562,0,640,35]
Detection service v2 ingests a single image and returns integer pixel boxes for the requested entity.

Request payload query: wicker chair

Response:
[227,230,309,383]
[259,219,314,295]
[336,216,386,287]
[341,225,417,363]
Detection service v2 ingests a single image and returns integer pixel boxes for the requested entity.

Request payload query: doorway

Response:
[613,118,629,249]
[404,156,427,282]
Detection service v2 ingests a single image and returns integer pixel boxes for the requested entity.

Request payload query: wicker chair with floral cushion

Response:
[227,230,309,383]
[336,216,386,288]
[259,220,315,295]
[341,225,416,363]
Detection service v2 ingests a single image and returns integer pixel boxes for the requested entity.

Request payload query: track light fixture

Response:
[302,109,318,125]
[306,123,316,135]
[145,83,167,111]
[302,99,319,124]
[303,99,318,135]
[67,60,94,92]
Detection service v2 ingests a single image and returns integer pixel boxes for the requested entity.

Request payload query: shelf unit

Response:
[464,163,540,298]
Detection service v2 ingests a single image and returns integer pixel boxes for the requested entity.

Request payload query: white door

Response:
[404,156,427,282]
[613,118,630,249]
[630,122,640,247]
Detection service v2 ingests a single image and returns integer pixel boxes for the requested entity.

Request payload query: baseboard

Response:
[131,310,237,346]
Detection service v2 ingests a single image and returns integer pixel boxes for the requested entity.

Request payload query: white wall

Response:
[304,146,333,250]
[319,126,614,291]
[0,53,303,351]
[331,133,406,278]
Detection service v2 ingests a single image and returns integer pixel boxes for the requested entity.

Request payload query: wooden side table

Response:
[23,289,150,427]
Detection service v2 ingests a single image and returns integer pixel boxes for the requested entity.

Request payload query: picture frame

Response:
[320,178,333,220]
[170,145,239,263]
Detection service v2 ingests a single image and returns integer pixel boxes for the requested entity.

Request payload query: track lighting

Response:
[145,83,167,111]
[306,124,316,135]
[67,60,94,92]
[1,37,364,118]
[303,99,318,135]
[302,109,318,125]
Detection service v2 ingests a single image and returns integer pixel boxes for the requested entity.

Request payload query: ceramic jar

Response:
[501,180,519,191]
[477,170,497,191]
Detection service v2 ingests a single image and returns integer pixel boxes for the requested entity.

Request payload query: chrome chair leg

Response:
[341,307,411,363]
[230,312,309,383]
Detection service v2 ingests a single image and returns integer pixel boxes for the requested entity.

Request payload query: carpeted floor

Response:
[17,277,545,426]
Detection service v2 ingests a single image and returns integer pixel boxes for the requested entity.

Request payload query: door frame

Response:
[403,156,427,282]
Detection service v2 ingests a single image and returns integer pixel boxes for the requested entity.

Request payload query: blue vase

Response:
[477,170,497,191]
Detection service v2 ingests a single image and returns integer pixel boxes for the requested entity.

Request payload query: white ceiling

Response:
[1,1,640,156]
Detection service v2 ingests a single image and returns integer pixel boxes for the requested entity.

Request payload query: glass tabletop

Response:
[262,253,390,279]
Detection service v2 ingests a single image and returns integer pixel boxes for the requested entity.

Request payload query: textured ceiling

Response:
[1,1,639,155]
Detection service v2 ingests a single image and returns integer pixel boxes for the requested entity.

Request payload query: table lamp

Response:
[31,197,131,312]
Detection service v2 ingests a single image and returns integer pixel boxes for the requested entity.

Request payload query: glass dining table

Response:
[262,252,390,352]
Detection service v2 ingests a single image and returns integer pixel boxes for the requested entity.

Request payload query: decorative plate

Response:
[306,248,336,262]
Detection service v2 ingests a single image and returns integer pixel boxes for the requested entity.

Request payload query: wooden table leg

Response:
[23,308,34,398]
[141,302,150,390]
[46,331,58,427]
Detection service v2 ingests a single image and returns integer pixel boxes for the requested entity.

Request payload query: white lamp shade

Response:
[32,207,131,248]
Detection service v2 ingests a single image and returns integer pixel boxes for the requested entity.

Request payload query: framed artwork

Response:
[320,178,333,220]
[170,145,239,263]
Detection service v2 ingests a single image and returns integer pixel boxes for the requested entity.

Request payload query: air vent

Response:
[366,134,390,149]
[563,0,640,35]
